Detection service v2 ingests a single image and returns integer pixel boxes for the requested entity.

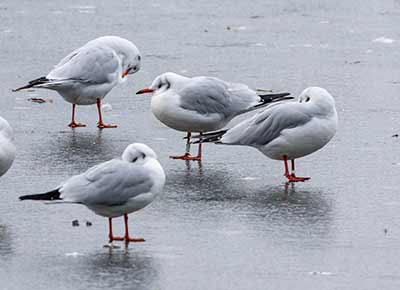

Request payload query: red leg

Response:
[170,132,202,161]
[68,104,86,128]
[97,98,117,129]
[123,214,145,243]
[195,134,203,160]
[283,156,310,182]
[283,155,290,177]
[108,218,124,242]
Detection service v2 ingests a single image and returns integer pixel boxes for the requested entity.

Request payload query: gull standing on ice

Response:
[19,143,166,244]
[0,116,15,177]
[191,87,338,182]
[14,36,141,129]
[136,72,291,160]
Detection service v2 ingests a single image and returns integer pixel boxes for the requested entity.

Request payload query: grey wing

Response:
[178,77,239,118]
[60,159,154,206]
[225,81,260,110]
[53,48,80,69]
[222,103,312,146]
[46,45,120,84]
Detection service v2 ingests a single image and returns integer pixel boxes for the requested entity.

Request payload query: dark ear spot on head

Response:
[132,157,138,162]
[305,96,311,102]
[141,153,145,159]
[137,55,141,61]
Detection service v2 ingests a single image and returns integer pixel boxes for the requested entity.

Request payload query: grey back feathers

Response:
[47,45,119,84]
[60,160,154,206]
[223,104,312,146]
[178,77,259,118]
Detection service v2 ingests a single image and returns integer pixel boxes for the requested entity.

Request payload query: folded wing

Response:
[222,103,313,146]
[60,159,154,206]
[47,45,120,84]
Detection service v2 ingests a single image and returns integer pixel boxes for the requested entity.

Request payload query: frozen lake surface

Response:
[1,0,400,289]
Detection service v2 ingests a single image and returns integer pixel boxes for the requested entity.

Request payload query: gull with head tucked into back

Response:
[19,143,166,245]
[0,116,16,177]
[14,36,141,129]
[136,72,291,161]
[191,87,338,182]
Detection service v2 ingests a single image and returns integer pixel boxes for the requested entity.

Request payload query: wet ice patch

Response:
[215,229,243,236]
[14,107,30,110]
[154,253,182,259]
[372,37,395,44]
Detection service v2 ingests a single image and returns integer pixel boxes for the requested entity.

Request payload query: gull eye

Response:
[132,66,137,71]
[158,83,162,89]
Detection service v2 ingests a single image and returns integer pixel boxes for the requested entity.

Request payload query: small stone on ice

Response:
[72,220,79,226]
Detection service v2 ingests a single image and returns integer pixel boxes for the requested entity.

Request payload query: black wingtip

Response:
[13,76,49,92]
[258,92,292,102]
[12,85,32,92]
[190,130,228,144]
[19,189,61,201]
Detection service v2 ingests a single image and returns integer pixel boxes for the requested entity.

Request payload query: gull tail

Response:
[191,130,228,144]
[12,76,49,92]
[19,188,61,201]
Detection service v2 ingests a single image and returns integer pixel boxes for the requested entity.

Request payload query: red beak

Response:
[122,69,130,78]
[136,88,155,94]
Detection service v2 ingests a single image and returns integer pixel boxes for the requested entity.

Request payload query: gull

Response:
[191,87,338,182]
[14,36,141,129]
[19,143,166,244]
[0,116,16,177]
[136,72,291,160]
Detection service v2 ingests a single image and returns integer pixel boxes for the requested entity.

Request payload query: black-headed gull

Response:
[192,87,338,182]
[14,36,141,129]
[0,116,15,177]
[19,143,165,244]
[136,72,291,161]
